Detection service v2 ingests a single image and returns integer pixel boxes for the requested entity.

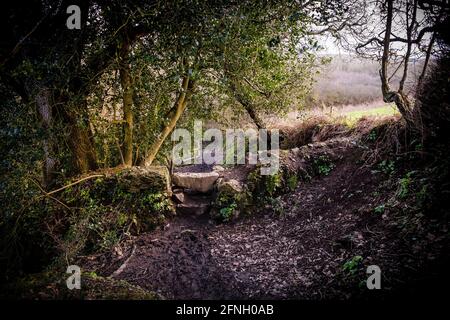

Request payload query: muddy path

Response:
[113,153,373,299]
[112,216,245,299]
[82,144,448,300]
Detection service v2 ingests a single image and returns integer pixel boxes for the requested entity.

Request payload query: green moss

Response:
[2,271,159,300]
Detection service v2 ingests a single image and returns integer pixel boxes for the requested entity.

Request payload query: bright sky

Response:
[317,35,349,56]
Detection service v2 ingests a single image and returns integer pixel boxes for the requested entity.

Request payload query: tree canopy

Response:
[1,0,345,179]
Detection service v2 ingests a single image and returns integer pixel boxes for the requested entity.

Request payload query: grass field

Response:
[267,101,400,128]
[339,103,399,125]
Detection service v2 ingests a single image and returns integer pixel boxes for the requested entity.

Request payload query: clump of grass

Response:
[279,116,349,149]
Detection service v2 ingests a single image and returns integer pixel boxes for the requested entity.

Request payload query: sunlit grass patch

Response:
[342,104,399,126]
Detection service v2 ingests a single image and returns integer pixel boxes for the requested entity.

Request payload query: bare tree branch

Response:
[399,0,418,93]
[418,31,436,84]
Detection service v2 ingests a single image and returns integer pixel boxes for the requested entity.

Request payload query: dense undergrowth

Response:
[0,161,174,287]
[1,56,449,299]
[2,107,449,298]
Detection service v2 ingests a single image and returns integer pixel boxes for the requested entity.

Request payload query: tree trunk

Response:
[69,124,97,174]
[239,95,265,130]
[119,38,134,167]
[418,31,436,85]
[35,88,56,187]
[61,103,98,174]
[141,76,192,166]
[380,0,415,129]
[228,80,265,129]
[26,82,97,179]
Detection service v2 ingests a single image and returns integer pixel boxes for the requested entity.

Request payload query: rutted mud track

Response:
[101,144,448,299]
[114,216,244,299]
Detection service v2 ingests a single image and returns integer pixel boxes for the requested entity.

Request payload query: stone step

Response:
[172,171,219,193]
[176,202,211,216]
[173,190,215,216]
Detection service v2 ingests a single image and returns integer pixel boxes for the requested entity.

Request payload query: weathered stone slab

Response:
[172,189,185,203]
[176,202,210,216]
[217,179,244,194]
[172,171,219,193]
[116,166,171,194]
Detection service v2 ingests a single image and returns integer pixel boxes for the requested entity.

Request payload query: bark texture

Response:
[141,76,193,166]
[119,37,134,167]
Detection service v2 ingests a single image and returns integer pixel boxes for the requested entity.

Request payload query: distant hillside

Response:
[307,54,425,108]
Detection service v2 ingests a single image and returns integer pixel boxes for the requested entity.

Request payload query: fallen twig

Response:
[37,174,105,199]
[110,245,137,278]
[30,178,72,211]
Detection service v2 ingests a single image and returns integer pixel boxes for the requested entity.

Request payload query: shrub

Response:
[415,56,450,144]
[397,172,414,199]
[313,155,335,176]
[374,204,385,214]
[287,174,298,191]
[343,255,363,275]
[219,202,237,222]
